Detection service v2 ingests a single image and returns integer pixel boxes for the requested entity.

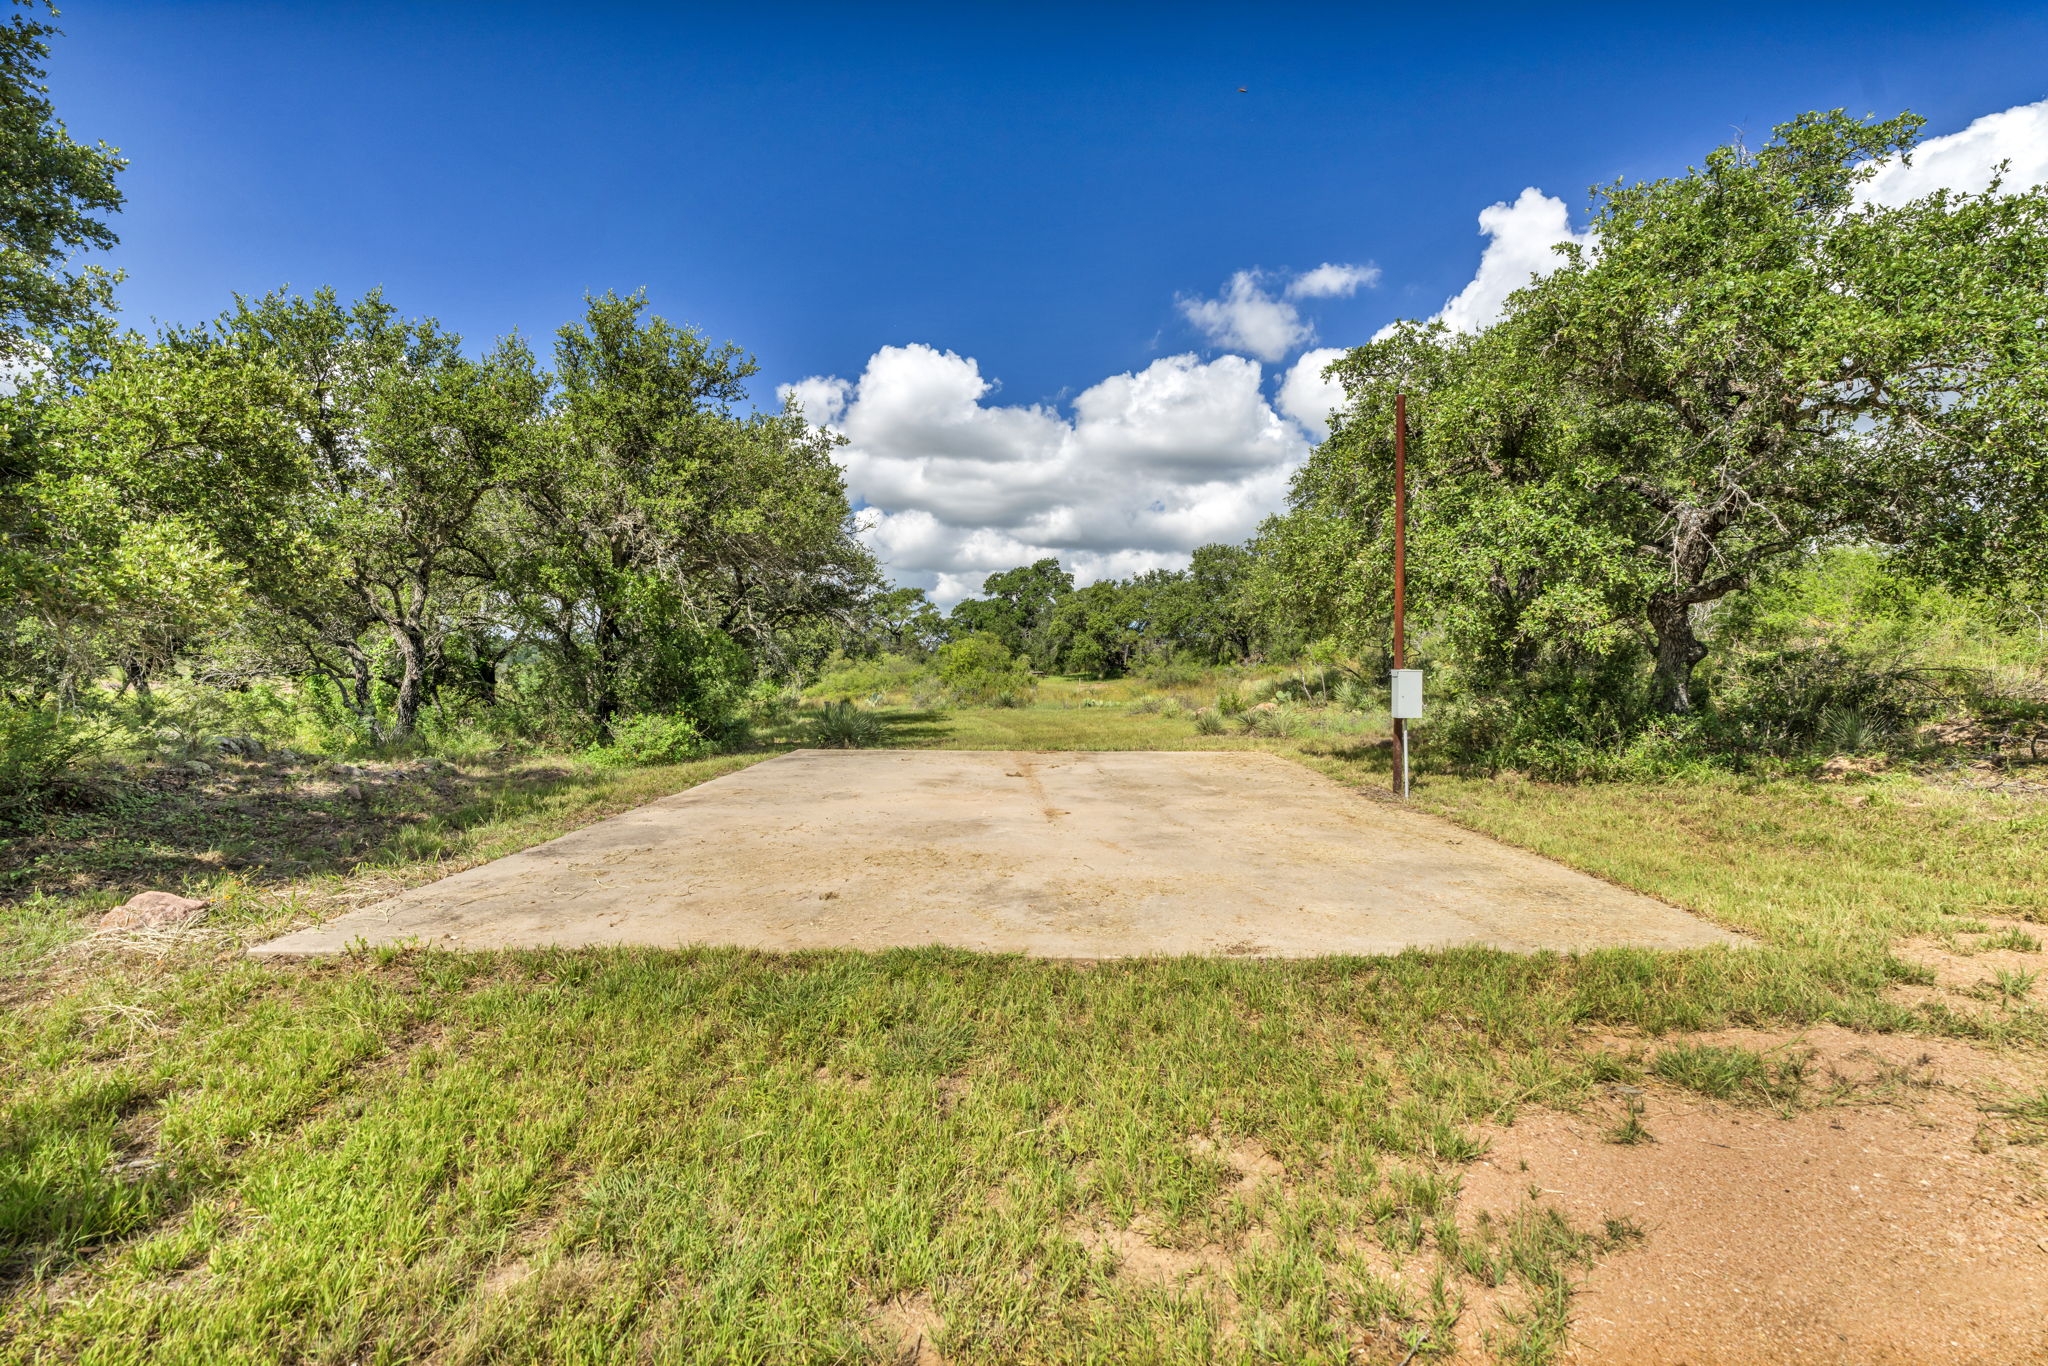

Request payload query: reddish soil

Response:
[1892,921,2048,1009]
[1460,1027,2048,1365]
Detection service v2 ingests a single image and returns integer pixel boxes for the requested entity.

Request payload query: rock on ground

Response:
[98,890,210,931]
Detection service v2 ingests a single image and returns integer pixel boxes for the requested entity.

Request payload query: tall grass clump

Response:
[0,703,103,828]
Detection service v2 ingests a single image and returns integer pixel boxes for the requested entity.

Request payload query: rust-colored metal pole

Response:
[1392,393,1407,796]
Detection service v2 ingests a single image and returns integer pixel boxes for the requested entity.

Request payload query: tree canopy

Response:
[1275,109,2048,714]
[0,0,124,349]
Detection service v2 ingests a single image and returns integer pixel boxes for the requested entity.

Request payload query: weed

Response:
[1984,1088,2048,1144]
[1604,1094,1655,1145]
[1649,1045,1801,1103]
[1981,927,2043,952]
[1601,1216,1647,1247]
[1991,967,2040,1002]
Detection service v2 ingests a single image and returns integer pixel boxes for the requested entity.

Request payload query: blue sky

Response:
[53,2,2048,598]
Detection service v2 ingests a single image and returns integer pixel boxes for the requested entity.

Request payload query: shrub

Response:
[0,703,103,827]
[746,678,805,726]
[1192,708,1227,735]
[810,651,927,702]
[1138,656,1205,688]
[934,633,1034,705]
[1215,686,1246,716]
[1333,678,1376,711]
[585,712,709,767]
[806,700,886,748]
[1239,704,1302,738]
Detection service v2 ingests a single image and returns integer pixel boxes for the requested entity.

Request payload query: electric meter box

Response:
[1390,669,1424,719]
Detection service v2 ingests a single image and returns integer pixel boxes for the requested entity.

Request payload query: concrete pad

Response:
[248,750,1744,960]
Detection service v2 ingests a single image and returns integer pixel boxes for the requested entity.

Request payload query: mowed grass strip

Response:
[3,698,2045,1362]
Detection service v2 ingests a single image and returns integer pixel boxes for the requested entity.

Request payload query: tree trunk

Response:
[1647,594,1709,715]
[389,625,426,739]
[592,608,624,742]
[472,645,500,706]
[347,647,381,742]
[120,661,154,710]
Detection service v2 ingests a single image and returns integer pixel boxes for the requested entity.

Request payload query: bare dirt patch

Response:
[1461,1027,2048,1365]
[1187,1132,1288,1193]
[1068,1221,1237,1289]
[1893,922,2048,1008]
[870,1289,944,1365]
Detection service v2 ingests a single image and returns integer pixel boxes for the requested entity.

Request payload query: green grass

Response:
[3,687,2045,1363]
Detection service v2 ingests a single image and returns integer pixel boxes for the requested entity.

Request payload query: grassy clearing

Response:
[3,686,2045,1362]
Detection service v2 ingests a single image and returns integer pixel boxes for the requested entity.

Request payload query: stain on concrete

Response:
[249,750,1746,960]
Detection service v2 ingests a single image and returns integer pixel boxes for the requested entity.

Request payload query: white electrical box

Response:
[1390,669,1424,719]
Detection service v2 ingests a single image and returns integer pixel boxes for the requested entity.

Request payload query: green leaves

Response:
[0,3,125,350]
[1280,108,2048,718]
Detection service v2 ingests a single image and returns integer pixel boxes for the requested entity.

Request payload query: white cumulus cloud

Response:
[1276,347,1348,442]
[1177,270,1312,362]
[1428,187,1593,335]
[1858,97,2048,206]
[780,344,1311,603]
[1287,262,1381,298]
[779,97,2048,605]
[780,374,850,428]
[1177,263,1383,360]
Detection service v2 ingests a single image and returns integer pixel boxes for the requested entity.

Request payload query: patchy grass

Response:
[0,947,1689,1363]
[3,691,2045,1362]
[0,751,775,912]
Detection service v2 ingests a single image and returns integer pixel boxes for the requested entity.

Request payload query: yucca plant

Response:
[807,701,886,748]
[1818,704,1892,755]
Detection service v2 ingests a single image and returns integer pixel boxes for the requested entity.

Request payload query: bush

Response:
[1239,704,1303,738]
[810,651,927,702]
[1192,708,1227,735]
[934,633,1035,705]
[1333,678,1376,711]
[0,703,103,826]
[1138,655,1205,688]
[585,712,709,767]
[806,700,886,748]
